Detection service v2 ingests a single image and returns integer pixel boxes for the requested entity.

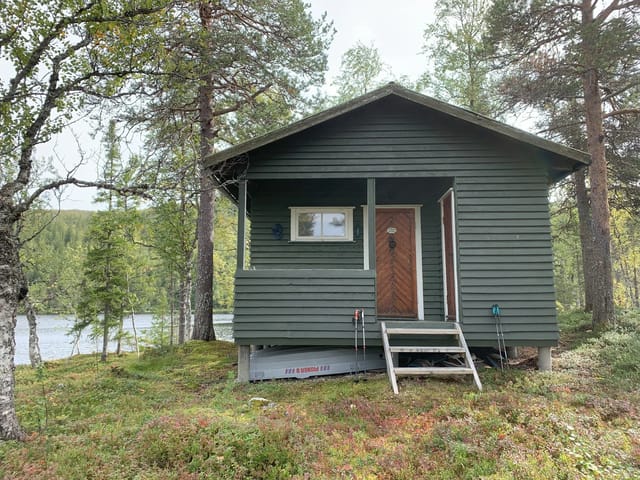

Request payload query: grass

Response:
[2,311,639,479]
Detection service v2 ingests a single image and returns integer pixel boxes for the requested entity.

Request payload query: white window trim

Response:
[362,205,424,320]
[289,207,354,242]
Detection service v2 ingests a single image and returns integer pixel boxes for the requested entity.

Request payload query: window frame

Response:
[289,207,354,242]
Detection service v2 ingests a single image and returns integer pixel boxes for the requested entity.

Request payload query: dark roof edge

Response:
[204,82,591,168]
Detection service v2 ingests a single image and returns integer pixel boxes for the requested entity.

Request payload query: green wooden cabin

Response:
[206,83,589,379]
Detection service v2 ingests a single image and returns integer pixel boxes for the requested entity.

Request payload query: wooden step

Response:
[386,328,459,335]
[380,320,483,393]
[394,367,474,376]
[382,320,456,328]
[389,346,466,353]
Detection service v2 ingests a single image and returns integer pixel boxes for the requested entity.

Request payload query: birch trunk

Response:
[101,303,110,362]
[116,315,123,355]
[0,220,26,440]
[25,298,42,367]
[179,258,194,344]
[178,276,187,344]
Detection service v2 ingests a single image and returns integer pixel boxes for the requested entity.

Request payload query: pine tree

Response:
[488,0,640,327]
[130,1,332,340]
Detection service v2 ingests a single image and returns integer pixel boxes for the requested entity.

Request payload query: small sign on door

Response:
[387,227,397,234]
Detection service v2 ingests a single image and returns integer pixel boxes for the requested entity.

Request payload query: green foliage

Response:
[135,412,302,479]
[332,42,389,103]
[213,196,238,311]
[141,313,175,350]
[552,201,640,311]
[611,209,640,309]
[1,0,169,194]
[419,0,500,116]
[138,0,333,151]
[20,210,91,314]
[578,310,640,387]
[18,201,239,318]
[487,0,640,207]
[550,201,585,311]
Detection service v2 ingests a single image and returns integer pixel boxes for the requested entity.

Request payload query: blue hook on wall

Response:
[271,223,283,240]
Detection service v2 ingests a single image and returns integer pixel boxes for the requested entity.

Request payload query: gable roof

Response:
[205,82,590,176]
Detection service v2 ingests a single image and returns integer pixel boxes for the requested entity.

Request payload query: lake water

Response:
[14,313,233,365]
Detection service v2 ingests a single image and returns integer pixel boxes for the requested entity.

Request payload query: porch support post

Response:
[236,178,247,271]
[237,345,250,382]
[366,178,376,271]
[236,179,250,383]
[537,346,552,371]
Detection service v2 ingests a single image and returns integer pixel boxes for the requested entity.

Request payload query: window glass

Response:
[290,207,353,241]
[322,212,346,237]
[298,213,321,237]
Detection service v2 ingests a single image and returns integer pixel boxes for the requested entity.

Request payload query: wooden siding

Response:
[234,269,377,346]
[249,180,365,269]
[421,200,445,322]
[241,97,558,347]
[456,171,558,346]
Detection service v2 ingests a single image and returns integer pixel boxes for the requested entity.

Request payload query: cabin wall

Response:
[240,97,558,347]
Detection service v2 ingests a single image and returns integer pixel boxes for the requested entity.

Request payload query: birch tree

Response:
[420,0,500,116]
[0,0,165,441]
[332,42,388,103]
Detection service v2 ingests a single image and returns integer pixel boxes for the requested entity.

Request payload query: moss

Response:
[6,312,640,479]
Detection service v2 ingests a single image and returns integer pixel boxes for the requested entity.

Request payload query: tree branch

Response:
[16,178,150,216]
[596,0,640,22]
[603,108,640,118]
[210,84,272,117]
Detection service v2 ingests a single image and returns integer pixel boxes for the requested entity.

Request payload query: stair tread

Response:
[394,367,474,375]
[389,346,465,353]
[383,320,456,328]
[386,328,459,335]
[380,320,482,393]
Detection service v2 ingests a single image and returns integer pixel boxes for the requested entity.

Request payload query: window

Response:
[290,207,354,242]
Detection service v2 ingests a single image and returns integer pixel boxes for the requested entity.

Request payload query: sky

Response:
[41,1,436,210]
[309,0,435,86]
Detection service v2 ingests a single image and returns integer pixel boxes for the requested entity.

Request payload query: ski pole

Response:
[492,304,505,370]
[353,309,359,375]
[360,309,366,373]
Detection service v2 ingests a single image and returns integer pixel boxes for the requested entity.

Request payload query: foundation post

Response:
[506,346,519,359]
[537,346,552,372]
[238,345,251,382]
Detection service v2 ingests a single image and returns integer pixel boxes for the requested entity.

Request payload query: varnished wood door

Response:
[376,208,418,318]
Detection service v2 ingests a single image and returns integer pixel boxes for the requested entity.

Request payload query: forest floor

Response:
[2,311,639,479]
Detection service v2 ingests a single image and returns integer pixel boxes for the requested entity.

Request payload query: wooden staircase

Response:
[380,321,482,393]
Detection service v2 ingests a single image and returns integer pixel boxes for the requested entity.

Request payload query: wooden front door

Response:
[376,208,418,318]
